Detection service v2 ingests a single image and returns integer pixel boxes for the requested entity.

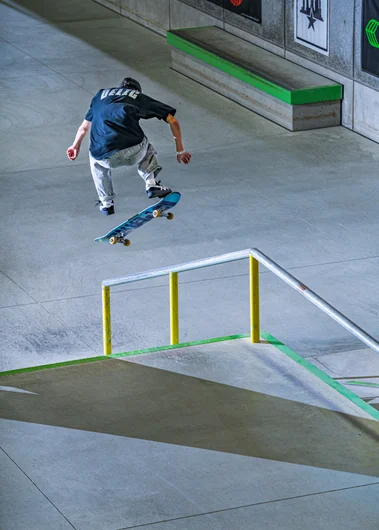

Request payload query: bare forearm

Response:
[67,119,91,161]
[168,119,184,153]
[166,113,191,165]
[72,125,88,148]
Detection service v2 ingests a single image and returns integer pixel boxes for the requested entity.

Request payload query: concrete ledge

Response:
[168,26,342,131]
[285,50,353,130]
[172,50,340,131]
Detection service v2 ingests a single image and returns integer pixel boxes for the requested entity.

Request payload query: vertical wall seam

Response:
[352,0,357,131]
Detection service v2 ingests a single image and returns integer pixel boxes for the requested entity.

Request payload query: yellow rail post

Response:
[250,255,260,343]
[169,272,179,345]
[102,285,112,355]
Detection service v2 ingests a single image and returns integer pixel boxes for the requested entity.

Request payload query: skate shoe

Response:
[96,200,115,216]
[146,181,172,199]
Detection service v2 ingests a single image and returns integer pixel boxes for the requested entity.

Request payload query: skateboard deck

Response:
[95,192,181,246]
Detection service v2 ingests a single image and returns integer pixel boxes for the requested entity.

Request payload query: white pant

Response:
[89,137,161,204]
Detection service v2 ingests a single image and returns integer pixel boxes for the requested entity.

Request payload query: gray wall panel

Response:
[170,0,223,31]
[179,0,223,20]
[354,82,379,142]
[224,1,284,47]
[120,0,170,35]
[93,0,121,13]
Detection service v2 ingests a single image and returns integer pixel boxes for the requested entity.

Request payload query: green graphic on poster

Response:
[362,1,379,76]
[365,18,379,48]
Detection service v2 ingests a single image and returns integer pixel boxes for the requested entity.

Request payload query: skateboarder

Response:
[67,77,191,215]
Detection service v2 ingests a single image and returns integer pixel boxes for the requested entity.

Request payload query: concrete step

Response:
[168,26,342,131]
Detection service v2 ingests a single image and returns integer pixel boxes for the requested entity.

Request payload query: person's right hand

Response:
[177,151,191,164]
[67,145,80,160]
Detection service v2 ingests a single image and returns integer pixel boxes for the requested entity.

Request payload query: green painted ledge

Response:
[167,30,342,105]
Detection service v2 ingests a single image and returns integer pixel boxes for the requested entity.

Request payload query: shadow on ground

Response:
[1,358,378,477]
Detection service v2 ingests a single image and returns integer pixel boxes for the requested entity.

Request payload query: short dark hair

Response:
[120,77,142,92]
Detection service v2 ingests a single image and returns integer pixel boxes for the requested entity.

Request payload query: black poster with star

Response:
[362,0,379,77]
[295,0,329,55]
[204,1,262,24]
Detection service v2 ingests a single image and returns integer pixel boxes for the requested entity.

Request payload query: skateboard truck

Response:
[109,235,131,246]
[152,208,174,220]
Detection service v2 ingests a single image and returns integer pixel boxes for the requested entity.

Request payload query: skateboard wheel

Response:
[153,209,161,218]
[123,239,131,247]
[167,212,174,220]
[109,236,118,245]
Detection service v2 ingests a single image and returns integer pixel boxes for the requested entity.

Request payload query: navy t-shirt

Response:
[85,88,176,160]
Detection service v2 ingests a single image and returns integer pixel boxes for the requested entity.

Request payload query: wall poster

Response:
[205,0,262,24]
[294,0,329,55]
[362,0,379,77]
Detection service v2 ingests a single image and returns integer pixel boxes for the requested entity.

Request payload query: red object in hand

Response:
[229,0,243,6]
[67,146,79,160]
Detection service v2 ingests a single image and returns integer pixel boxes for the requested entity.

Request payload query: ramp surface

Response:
[1,339,378,529]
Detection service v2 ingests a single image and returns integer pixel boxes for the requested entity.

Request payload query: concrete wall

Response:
[93,0,379,143]
[97,0,121,13]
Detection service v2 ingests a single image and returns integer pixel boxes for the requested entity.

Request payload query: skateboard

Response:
[95,192,181,246]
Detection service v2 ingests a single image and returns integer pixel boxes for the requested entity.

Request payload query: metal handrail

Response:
[102,248,379,356]
[102,249,252,287]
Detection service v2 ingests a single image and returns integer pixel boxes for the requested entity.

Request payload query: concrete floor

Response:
[1,0,379,373]
[1,1,379,527]
[1,339,379,529]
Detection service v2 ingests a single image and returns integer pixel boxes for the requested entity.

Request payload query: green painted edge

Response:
[261,331,379,421]
[167,31,342,105]
[346,381,379,389]
[111,334,249,358]
[0,334,248,378]
[0,355,107,378]
[167,31,292,104]
[291,85,342,104]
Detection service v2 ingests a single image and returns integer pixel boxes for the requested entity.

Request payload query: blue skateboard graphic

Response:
[95,192,181,246]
